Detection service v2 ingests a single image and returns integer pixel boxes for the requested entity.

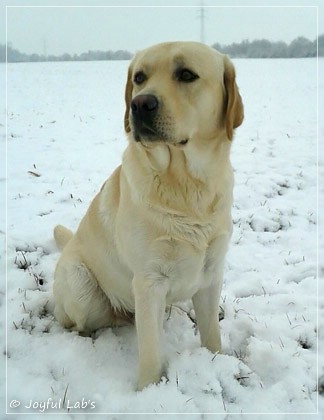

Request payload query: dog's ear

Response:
[124,65,133,133]
[223,56,244,140]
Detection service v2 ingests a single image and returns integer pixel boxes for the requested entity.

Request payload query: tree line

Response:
[1,35,323,62]
[212,35,323,58]
[0,45,132,62]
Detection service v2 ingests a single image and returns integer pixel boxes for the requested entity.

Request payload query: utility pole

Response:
[199,0,205,44]
[43,39,47,58]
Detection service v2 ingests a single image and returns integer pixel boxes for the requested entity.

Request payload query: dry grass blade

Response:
[27,170,41,177]
[62,384,69,408]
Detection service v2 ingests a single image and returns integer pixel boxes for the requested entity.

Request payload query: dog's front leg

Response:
[193,235,229,354]
[133,275,168,391]
[192,267,224,354]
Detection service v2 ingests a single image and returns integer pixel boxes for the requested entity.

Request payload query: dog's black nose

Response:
[131,95,158,115]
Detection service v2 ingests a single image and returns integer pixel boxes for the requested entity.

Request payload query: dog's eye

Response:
[176,69,199,83]
[133,71,146,85]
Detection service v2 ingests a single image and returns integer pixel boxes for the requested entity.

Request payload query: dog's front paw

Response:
[137,369,163,391]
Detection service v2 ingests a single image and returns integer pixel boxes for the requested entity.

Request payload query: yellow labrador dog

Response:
[53,41,243,390]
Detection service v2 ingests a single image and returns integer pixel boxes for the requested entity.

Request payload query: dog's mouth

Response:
[133,121,158,142]
[177,139,188,146]
[135,132,189,148]
[132,121,189,148]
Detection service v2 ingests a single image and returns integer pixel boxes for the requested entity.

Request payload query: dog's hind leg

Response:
[53,258,115,334]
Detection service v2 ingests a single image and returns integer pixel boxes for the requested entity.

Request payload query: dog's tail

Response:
[54,224,73,251]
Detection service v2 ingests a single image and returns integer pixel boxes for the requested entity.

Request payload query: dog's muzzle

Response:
[131,94,159,141]
[130,94,188,147]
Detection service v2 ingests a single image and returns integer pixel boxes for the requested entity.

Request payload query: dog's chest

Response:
[161,232,226,303]
[139,218,227,301]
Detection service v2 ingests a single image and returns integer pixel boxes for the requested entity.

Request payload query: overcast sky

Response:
[1,0,321,56]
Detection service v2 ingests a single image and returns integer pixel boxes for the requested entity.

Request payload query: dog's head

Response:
[124,41,243,147]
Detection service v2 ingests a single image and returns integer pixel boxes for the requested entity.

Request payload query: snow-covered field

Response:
[1,56,323,417]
